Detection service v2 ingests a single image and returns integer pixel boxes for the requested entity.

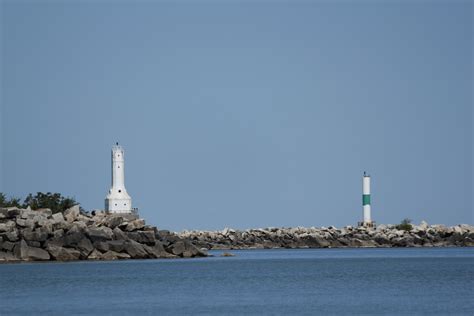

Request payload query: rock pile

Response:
[0,206,206,262]
[178,222,474,250]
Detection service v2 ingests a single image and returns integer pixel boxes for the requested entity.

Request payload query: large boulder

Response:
[77,238,94,256]
[22,227,50,242]
[107,240,126,253]
[47,245,81,261]
[4,207,22,219]
[123,240,148,258]
[3,229,19,242]
[0,221,16,233]
[166,240,205,257]
[128,231,155,245]
[36,208,53,218]
[86,226,114,242]
[64,231,85,247]
[122,219,145,232]
[167,240,185,256]
[51,212,68,229]
[298,235,331,248]
[16,218,35,229]
[20,209,37,220]
[93,241,110,252]
[53,229,65,238]
[87,249,103,260]
[101,250,131,260]
[102,216,124,229]
[1,240,15,251]
[14,240,50,261]
[112,227,129,240]
[143,243,176,259]
[64,205,80,223]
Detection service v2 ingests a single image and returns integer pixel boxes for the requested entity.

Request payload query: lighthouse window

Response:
[115,203,117,206]
[118,190,122,193]
[118,166,120,168]
[124,203,126,206]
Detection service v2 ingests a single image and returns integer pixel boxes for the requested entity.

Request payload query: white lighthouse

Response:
[105,143,133,214]
[359,171,375,228]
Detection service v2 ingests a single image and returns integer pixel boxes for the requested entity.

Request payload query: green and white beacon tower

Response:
[359,171,375,228]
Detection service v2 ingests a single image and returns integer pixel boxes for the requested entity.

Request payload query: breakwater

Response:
[0,206,206,262]
[178,223,474,250]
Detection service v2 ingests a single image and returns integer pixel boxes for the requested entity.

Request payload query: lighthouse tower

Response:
[105,143,133,214]
[359,171,375,228]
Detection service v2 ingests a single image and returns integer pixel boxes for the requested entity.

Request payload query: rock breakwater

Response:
[178,223,474,250]
[0,206,206,262]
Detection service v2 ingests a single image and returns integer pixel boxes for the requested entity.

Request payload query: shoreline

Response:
[2,205,472,263]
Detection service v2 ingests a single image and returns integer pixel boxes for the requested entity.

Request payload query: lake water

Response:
[1,248,473,315]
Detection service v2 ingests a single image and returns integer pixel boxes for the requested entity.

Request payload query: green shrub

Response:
[396,218,413,231]
[0,192,80,214]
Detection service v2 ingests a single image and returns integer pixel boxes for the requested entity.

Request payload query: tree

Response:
[0,192,80,214]
[0,192,22,208]
[396,218,413,231]
[22,192,79,214]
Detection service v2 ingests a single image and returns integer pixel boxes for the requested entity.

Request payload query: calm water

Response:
[1,248,473,315]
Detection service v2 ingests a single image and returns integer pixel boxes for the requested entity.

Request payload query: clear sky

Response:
[1,1,472,231]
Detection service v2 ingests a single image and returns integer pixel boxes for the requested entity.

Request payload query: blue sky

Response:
[1,1,472,230]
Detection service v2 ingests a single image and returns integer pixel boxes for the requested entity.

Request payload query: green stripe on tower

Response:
[363,195,371,205]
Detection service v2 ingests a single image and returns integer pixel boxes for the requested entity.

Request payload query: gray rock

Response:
[16,217,35,229]
[128,231,155,245]
[36,208,52,217]
[107,240,126,253]
[77,238,94,255]
[123,219,145,232]
[123,240,148,258]
[6,208,22,219]
[26,240,41,248]
[53,229,65,238]
[1,240,15,251]
[168,240,185,256]
[64,231,85,247]
[93,241,110,252]
[47,245,81,261]
[20,209,36,220]
[143,241,175,258]
[419,221,429,230]
[44,237,65,248]
[182,240,203,258]
[113,227,129,240]
[3,229,19,242]
[167,240,204,257]
[101,250,131,260]
[87,249,103,260]
[14,240,50,261]
[0,251,18,262]
[51,213,67,229]
[64,205,80,223]
[103,216,124,229]
[86,226,114,242]
[0,221,15,232]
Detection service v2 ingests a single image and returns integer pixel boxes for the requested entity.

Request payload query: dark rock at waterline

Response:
[14,240,50,261]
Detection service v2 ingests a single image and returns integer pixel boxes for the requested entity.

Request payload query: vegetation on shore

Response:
[396,218,413,231]
[0,192,79,214]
